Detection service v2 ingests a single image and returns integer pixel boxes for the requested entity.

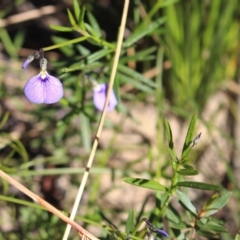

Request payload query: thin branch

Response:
[62,0,130,239]
[0,5,63,28]
[0,170,99,240]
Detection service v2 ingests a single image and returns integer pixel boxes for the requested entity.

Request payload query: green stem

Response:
[42,29,115,52]
[42,36,88,51]
[76,28,115,49]
[158,162,181,217]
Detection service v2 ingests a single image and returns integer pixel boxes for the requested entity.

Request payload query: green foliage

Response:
[161,0,239,114]
[0,0,239,239]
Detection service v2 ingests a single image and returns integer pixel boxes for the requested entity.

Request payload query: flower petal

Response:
[24,74,45,104]
[24,73,63,104]
[156,229,169,237]
[42,74,64,104]
[93,83,118,112]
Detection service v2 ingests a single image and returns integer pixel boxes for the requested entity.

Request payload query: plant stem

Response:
[42,36,88,51]
[61,1,130,239]
[158,162,181,217]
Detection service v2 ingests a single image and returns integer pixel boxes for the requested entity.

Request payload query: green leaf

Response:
[123,178,166,191]
[79,6,86,29]
[181,114,197,159]
[86,48,113,64]
[177,181,221,191]
[117,72,153,93]
[234,232,240,240]
[181,158,194,165]
[85,23,101,38]
[166,147,176,161]
[177,168,199,176]
[119,46,157,64]
[13,29,25,49]
[169,222,187,230]
[196,230,218,239]
[87,12,102,37]
[201,192,232,217]
[164,118,174,149]
[67,9,76,26]
[0,112,9,130]
[125,210,134,234]
[80,113,91,152]
[73,0,80,21]
[166,207,180,224]
[50,25,73,32]
[197,220,227,233]
[176,190,198,216]
[118,64,157,88]
[124,17,165,48]
[205,191,231,209]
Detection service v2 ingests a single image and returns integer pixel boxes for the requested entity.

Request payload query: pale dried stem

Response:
[0,170,99,240]
[0,5,63,28]
[62,0,130,239]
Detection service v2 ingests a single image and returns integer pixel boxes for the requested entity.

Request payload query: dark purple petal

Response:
[24,72,63,104]
[93,83,118,112]
[156,229,169,237]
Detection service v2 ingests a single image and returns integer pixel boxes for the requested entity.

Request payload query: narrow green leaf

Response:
[67,9,76,26]
[0,112,9,130]
[50,25,73,32]
[177,181,221,191]
[123,178,166,191]
[201,192,232,217]
[181,158,194,165]
[206,192,231,209]
[85,23,100,38]
[86,48,113,64]
[166,147,176,161]
[119,46,157,64]
[234,232,240,240]
[117,72,153,93]
[73,0,80,21]
[177,168,199,176]
[79,6,86,29]
[183,164,195,170]
[13,29,25,49]
[164,118,173,149]
[196,230,218,239]
[80,113,91,152]
[166,208,180,224]
[124,17,165,48]
[126,210,134,234]
[181,114,197,159]
[197,220,227,233]
[169,222,187,230]
[176,190,198,216]
[118,64,157,88]
[87,12,102,37]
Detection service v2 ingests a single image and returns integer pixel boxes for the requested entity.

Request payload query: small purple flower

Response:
[144,218,168,238]
[156,229,169,237]
[93,83,118,112]
[24,58,63,104]
[22,51,41,69]
[22,55,34,69]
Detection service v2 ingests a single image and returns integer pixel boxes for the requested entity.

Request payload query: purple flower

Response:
[22,55,34,69]
[22,51,40,69]
[24,58,63,104]
[144,218,169,238]
[156,229,169,237]
[93,83,118,112]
